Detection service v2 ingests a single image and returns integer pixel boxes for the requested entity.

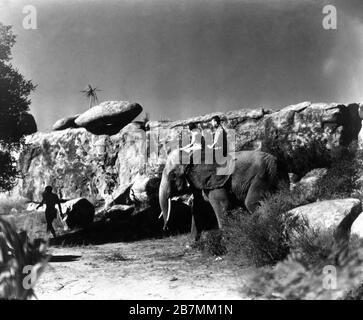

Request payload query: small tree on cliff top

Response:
[80,84,101,109]
[0,23,36,191]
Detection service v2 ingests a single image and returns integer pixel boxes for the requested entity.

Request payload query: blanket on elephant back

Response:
[185,152,235,190]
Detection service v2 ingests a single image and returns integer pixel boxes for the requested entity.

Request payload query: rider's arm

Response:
[207,128,221,149]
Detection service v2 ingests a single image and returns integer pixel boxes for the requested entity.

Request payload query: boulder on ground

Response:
[52,115,80,131]
[288,198,362,244]
[75,101,143,135]
[62,198,95,229]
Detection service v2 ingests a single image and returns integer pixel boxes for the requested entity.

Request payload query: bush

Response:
[223,185,309,267]
[244,236,363,300]
[194,229,227,256]
[288,221,336,268]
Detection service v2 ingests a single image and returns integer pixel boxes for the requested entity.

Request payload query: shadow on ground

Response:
[50,202,196,246]
[49,255,82,262]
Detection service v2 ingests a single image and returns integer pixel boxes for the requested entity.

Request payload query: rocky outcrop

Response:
[16,101,361,207]
[288,198,362,244]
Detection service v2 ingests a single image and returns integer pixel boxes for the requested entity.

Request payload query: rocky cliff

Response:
[16,101,361,207]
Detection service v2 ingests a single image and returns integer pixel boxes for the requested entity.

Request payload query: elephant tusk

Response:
[166,198,171,223]
[158,212,163,219]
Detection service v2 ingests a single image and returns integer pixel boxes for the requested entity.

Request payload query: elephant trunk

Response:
[159,174,172,230]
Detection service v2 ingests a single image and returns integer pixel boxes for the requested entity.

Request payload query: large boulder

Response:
[62,198,95,229]
[75,101,143,135]
[52,115,80,131]
[287,198,362,244]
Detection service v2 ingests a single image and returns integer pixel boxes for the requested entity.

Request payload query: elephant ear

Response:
[186,162,231,190]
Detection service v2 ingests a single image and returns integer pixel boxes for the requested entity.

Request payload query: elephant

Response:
[159,149,289,240]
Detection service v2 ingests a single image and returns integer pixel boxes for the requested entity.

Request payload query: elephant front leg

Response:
[208,188,230,229]
[190,215,200,242]
[190,190,205,242]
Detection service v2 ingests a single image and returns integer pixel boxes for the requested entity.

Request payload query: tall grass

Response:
[0,193,29,215]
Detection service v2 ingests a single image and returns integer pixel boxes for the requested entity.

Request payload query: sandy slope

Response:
[35,235,250,300]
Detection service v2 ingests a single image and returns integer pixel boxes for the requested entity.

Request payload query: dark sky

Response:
[1,0,363,131]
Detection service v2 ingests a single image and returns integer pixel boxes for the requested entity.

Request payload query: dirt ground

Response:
[2,210,253,300]
[35,235,250,300]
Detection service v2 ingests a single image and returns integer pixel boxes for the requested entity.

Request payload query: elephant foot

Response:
[162,226,171,238]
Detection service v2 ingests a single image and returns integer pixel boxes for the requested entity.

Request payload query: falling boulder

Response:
[75,101,143,135]
[52,114,80,131]
[62,198,95,229]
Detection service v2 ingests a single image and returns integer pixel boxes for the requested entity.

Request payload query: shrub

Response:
[288,221,336,268]
[194,229,227,256]
[243,236,363,300]
[223,185,309,267]
[240,219,363,300]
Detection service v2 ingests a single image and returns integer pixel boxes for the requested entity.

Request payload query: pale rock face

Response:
[129,173,150,202]
[288,198,362,243]
[16,101,361,207]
